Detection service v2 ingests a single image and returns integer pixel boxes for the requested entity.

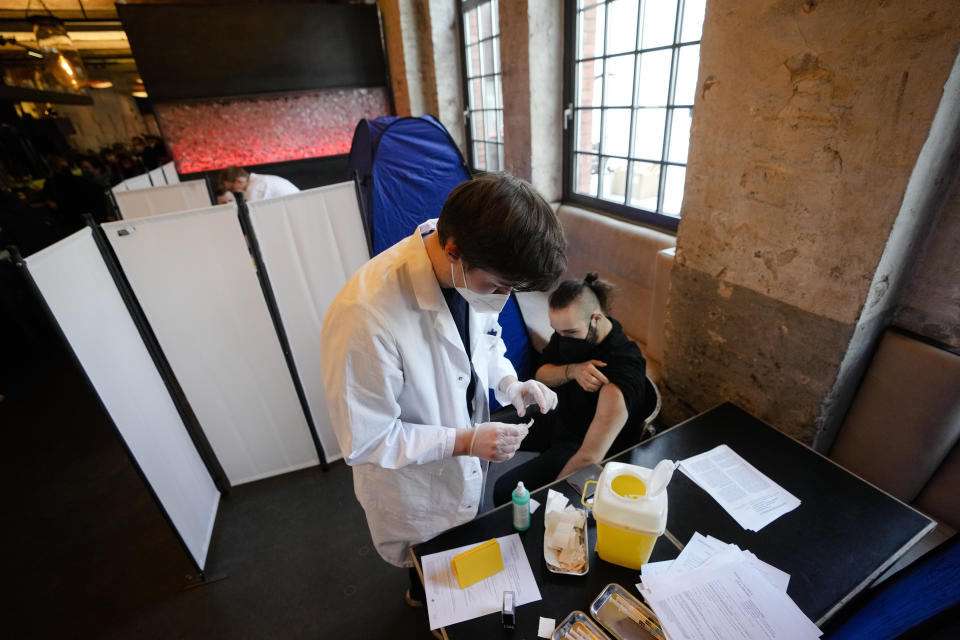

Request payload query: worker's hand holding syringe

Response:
[453,377,556,461]
[468,419,534,461]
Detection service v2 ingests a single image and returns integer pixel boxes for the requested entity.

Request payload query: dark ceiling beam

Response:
[0,83,94,104]
[0,18,124,31]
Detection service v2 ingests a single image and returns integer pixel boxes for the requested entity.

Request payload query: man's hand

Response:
[504,379,558,417]
[570,360,609,392]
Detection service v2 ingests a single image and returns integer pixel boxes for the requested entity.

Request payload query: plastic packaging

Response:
[589,583,664,640]
[512,481,530,531]
[543,489,589,575]
[551,611,613,640]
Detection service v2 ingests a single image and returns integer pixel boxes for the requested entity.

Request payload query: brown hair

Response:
[549,272,614,315]
[436,172,566,291]
[218,166,248,187]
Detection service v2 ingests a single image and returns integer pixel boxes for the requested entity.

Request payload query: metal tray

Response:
[589,584,664,640]
[544,506,589,575]
[551,610,612,640]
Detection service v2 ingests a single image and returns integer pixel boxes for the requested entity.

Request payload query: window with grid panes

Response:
[565,0,706,230]
[460,0,504,171]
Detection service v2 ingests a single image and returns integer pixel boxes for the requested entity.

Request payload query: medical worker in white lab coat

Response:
[320,172,567,606]
[218,165,299,202]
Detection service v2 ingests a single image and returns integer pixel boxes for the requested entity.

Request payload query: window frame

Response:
[457,0,505,173]
[563,0,701,233]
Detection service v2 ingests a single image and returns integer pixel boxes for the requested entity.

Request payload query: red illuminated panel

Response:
[155,87,391,173]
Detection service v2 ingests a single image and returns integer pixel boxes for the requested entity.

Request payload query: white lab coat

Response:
[320,219,517,567]
[244,172,300,201]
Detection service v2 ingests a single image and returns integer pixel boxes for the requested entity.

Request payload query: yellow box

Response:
[450,538,504,589]
[595,521,660,570]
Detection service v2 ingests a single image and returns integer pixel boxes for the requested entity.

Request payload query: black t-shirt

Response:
[538,317,647,444]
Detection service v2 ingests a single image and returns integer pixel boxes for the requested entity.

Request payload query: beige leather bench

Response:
[830,329,960,579]
[515,204,676,382]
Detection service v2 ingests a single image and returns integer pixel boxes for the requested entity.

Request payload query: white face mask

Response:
[451,262,510,314]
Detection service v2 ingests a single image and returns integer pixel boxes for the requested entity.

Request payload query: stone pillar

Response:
[527,0,564,202]
[379,0,465,151]
[661,0,960,444]
[498,0,563,201]
[499,0,532,181]
[820,54,960,451]
[428,0,466,152]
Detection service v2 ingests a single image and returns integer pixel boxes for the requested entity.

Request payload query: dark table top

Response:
[412,403,934,639]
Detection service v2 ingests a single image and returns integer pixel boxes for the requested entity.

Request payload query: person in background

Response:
[214,188,235,205]
[99,148,124,186]
[116,153,142,179]
[131,135,158,170]
[145,135,170,165]
[41,153,110,233]
[218,165,299,202]
[320,172,566,613]
[79,155,111,189]
[492,273,651,506]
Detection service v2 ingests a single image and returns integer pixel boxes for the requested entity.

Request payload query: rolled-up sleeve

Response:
[321,301,453,469]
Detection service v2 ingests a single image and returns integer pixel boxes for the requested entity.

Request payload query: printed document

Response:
[638,532,819,640]
[422,533,541,630]
[678,444,800,531]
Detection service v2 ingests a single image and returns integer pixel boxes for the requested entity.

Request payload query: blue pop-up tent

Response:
[348,115,538,397]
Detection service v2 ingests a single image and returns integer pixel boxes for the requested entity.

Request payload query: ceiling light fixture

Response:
[31,15,88,93]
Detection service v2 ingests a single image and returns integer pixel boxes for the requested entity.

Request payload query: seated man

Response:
[492,273,650,505]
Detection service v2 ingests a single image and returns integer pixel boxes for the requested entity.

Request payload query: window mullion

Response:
[596,0,611,200]
[624,0,643,206]
[657,0,684,214]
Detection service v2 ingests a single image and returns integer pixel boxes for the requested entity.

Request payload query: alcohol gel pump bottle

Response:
[512,481,530,531]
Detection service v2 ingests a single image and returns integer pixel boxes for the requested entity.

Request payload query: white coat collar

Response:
[407,219,446,312]
[403,219,474,369]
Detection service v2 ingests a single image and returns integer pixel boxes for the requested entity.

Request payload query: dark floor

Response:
[2,339,459,639]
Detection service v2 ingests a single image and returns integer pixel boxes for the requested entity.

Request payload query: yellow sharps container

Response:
[581,460,673,570]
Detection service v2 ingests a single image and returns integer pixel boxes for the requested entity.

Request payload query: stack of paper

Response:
[637,532,821,640]
[678,444,801,531]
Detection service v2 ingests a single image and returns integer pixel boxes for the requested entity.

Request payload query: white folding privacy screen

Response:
[25,228,220,569]
[161,161,180,184]
[113,180,210,220]
[122,173,153,191]
[103,205,319,485]
[247,182,371,461]
[148,167,165,188]
[111,161,179,194]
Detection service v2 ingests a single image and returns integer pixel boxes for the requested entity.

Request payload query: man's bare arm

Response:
[554,383,629,480]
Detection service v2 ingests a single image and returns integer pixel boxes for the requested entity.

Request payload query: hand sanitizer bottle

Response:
[512,481,530,531]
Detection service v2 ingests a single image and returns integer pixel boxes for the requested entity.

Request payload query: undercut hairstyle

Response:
[218,166,249,187]
[436,172,566,291]
[549,272,614,316]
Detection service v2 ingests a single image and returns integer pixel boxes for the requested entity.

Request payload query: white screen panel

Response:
[124,173,153,191]
[25,228,219,569]
[148,167,166,186]
[114,181,211,220]
[247,182,370,461]
[161,162,180,184]
[104,206,319,484]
